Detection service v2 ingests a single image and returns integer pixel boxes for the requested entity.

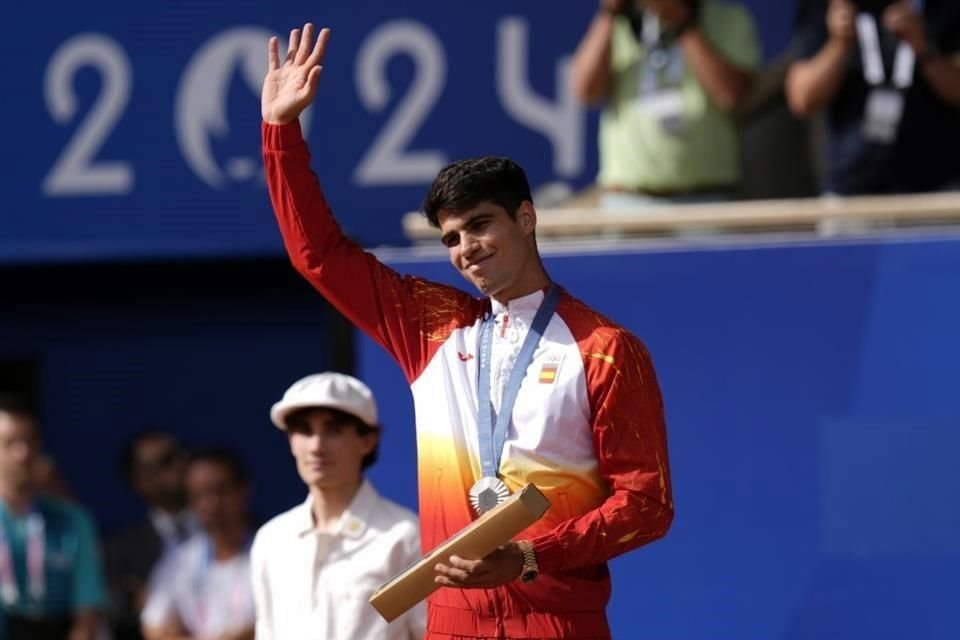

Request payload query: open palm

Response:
[261,23,330,125]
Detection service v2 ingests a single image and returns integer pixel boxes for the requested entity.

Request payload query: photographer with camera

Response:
[571,0,760,209]
[787,0,960,195]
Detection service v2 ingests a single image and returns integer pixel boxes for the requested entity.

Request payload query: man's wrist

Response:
[262,118,305,151]
[515,540,540,583]
[263,113,299,126]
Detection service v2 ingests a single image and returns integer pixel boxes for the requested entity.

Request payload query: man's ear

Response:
[361,430,379,456]
[517,201,537,234]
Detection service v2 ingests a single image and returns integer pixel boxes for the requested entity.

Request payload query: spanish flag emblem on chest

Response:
[538,355,563,384]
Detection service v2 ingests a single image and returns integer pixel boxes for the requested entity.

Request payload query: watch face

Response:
[521,570,539,583]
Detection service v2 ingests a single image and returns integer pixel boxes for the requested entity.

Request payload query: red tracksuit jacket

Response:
[263,121,673,640]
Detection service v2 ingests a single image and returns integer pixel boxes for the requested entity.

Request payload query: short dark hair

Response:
[0,393,38,437]
[421,156,533,228]
[119,430,183,484]
[286,407,379,470]
[188,449,249,487]
[0,393,35,419]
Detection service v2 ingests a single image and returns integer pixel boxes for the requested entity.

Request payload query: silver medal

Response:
[469,477,511,515]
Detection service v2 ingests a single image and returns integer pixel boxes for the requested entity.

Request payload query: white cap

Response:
[270,372,378,430]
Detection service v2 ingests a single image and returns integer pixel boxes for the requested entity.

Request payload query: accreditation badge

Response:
[639,90,687,137]
[0,582,17,606]
[862,88,905,145]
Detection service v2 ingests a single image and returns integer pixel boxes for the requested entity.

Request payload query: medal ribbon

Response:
[855,1,924,90]
[476,285,559,482]
[640,12,686,96]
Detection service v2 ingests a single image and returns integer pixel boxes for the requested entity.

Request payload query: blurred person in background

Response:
[787,0,960,195]
[107,431,195,640]
[251,372,424,639]
[140,450,254,640]
[571,0,761,208]
[0,394,107,640]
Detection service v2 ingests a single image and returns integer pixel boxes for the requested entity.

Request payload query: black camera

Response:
[626,0,702,42]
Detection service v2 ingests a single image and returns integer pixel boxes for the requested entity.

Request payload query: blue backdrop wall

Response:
[3,0,796,263]
[2,233,957,636]
[358,233,960,639]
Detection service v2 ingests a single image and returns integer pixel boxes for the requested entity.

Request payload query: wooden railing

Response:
[402,191,960,242]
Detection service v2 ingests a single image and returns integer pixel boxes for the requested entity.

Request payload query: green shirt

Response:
[0,495,107,618]
[598,1,761,192]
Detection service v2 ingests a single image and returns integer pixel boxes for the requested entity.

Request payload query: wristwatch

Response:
[516,540,540,583]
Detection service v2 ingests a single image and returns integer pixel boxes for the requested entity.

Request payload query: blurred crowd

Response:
[0,372,423,640]
[571,0,959,207]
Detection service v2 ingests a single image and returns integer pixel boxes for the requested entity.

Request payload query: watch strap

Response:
[517,540,539,582]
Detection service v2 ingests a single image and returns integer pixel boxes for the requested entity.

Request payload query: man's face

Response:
[0,412,39,490]
[438,201,537,299]
[133,436,187,511]
[185,460,247,535]
[287,408,376,491]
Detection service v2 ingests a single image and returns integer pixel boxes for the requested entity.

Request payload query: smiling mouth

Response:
[467,255,493,271]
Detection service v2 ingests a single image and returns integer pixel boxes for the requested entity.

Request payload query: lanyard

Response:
[640,11,685,95]
[0,510,46,606]
[855,1,924,90]
[476,285,559,480]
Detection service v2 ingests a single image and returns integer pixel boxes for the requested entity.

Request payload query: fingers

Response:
[884,4,917,26]
[306,28,331,69]
[301,65,323,98]
[448,555,483,572]
[829,0,854,16]
[883,4,923,39]
[432,549,522,590]
[434,562,472,584]
[435,574,471,588]
[280,23,330,71]
[434,556,489,587]
[286,28,301,64]
[884,13,904,32]
[295,23,315,65]
[829,0,852,17]
[827,0,855,40]
[267,36,280,72]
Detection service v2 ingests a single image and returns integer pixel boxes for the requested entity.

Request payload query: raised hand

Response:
[884,0,927,56]
[261,23,330,125]
[827,0,856,44]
